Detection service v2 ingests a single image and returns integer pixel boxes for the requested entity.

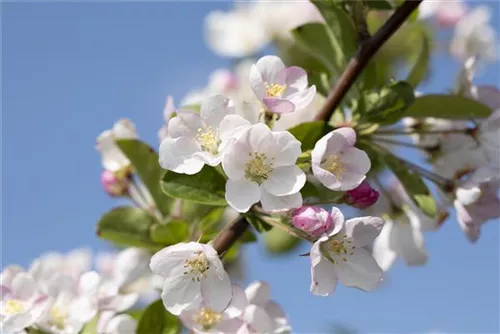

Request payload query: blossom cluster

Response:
[1,248,154,334]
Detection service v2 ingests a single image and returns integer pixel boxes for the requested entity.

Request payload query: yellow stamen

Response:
[245,152,274,184]
[322,155,345,179]
[265,82,287,98]
[49,306,68,329]
[3,299,25,314]
[183,251,210,282]
[193,307,222,330]
[196,126,219,154]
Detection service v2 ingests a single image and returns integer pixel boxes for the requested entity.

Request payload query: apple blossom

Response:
[149,242,232,316]
[250,56,316,114]
[419,0,467,27]
[1,271,49,333]
[100,169,129,197]
[291,206,333,237]
[96,119,137,173]
[310,208,384,295]
[159,95,242,175]
[345,181,380,209]
[312,127,371,191]
[222,123,306,212]
[158,95,176,142]
[454,167,500,243]
[478,108,500,169]
[102,314,137,334]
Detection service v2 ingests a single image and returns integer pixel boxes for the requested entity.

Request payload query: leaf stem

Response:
[314,0,423,121]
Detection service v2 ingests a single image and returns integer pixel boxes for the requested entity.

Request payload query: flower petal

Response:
[12,273,36,300]
[341,147,371,175]
[286,85,316,111]
[372,222,397,271]
[112,248,150,287]
[284,66,308,91]
[260,189,303,212]
[329,207,345,236]
[344,216,384,247]
[159,137,204,175]
[242,305,274,333]
[200,94,234,126]
[219,115,251,144]
[244,281,270,306]
[335,248,383,291]
[167,111,203,139]
[271,131,302,167]
[105,314,137,334]
[312,164,341,190]
[390,222,428,266]
[256,55,286,85]
[334,127,356,146]
[310,238,337,296]
[225,285,248,318]
[225,179,260,213]
[150,242,202,277]
[222,130,252,180]
[201,267,232,313]
[263,97,295,114]
[161,274,201,315]
[263,165,306,196]
[250,64,266,100]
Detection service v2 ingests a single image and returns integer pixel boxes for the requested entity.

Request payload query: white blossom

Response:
[96,119,138,173]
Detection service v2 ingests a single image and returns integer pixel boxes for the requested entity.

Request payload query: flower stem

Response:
[212,216,249,256]
[314,0,423,121]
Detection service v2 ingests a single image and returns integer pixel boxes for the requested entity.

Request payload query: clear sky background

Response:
[2,2,499,333]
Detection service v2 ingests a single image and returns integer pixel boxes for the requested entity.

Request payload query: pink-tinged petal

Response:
[335,248,383,291]
[200,94,235,127]
[284,66,308,91]
[201,268,232,313]
[226,179,260,213]
[310,238,337,296]
[286,85,316,111]
[163,96,176,121]
[390,223,428,266]
[341,147,371,175]
[372,223,397,272]
[242,305,274,333]
[161,274,201,315]
[271,131,302,167]
[225,285,248,318]
[329,207,345,236]
[217,318,246,333]
[97,311,116,334]
[255,55,286,85]
[249,64,267,100]
[150,242,202,277]
[312,164,341,190]
[159,137,204,175]
[263,165,306,196]
[11,273,36,300]
[336,171,366,191]
[263,97,295,114]
[167,111,203,139]
[244,281,270,306]
[344,217,384,247]
[333,127,356,146]
[260,189,303,212]
[324,132,349,157]
[311,132,330,165]
[454,199,481,243]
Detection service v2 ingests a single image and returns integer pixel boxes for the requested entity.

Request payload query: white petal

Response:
[284,66,308,91]
[225,179,260,213]
[263,165,306,196]
[105,314,137,334]
[333,127,356,146]
[250,64,267,100]
[161,274,201,315]
[390,223,428,267]
[201,94,234,127]
[244,281,270,306]
[100,293,139,312]
[456,185,482,206]
[78,271,100,295]
[334,248,383,291]
[192,150,223,167]
[112,119,137,139]
[344,217,384,247]
[221,131,252,180]
[372,223,397,272]
[286,85,316,111]
[2,312,36,333]
[248,123,273,153]
[329,207,345,236]
[311,132,330,165]
[341,147,371,175]
[70,296,98,323]
[97,131,129,172]
[201,268,232,313]
[112,248,150,287]
[312,164,341,190]
[265,301,291,334]
[260,189,303,212]
[242,305,274,333]
[167,111,203,139]
[150,242,202,277]
[225,285,248,318]
[256,55,286,85]
[12,273,36,300]
[310,239,337,296]
[271,131,302,167]
[159,137,204,175]
[219,115,251,143]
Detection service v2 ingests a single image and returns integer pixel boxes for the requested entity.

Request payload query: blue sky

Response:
[2,2,499,333]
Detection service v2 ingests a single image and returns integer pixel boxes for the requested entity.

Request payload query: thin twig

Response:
[374,137,440,151]
[212,216,249,256]
[314,0,423,121]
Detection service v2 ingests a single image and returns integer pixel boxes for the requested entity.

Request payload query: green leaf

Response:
[161,166,227,206]
[404,95,493,119]
[80,316,98,334]
[381,149,437,217]
[181,201,215,222]
[116,139,171,216]
[150,220,189,245]
[199,207,226,232]
[360,81,415,125]
[240,229,258,243]
[311,0,358,63]
[244,213,273,233]
[406,28,432,88]
[263,228,301,254]
[178,103,201,113]
[363,0,393,10]
[287,121,330,151]
[137,299,181,334]
[97,206,161,250]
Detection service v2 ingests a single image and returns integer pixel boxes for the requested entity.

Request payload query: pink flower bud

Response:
[291,206,333,237]
[345,181,379,209]
[101,169,129,197]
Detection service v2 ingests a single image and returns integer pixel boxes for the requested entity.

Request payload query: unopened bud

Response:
[291,206,333,237]
[345,181,379,209]
[101,169,129,197]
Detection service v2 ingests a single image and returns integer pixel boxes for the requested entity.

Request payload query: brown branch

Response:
[314,0,423,122]
[212,216,249,255]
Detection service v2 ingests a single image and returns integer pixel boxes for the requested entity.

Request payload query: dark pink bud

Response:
[345,181,379,209]
[101,169,129,197]
[291,206,333,237]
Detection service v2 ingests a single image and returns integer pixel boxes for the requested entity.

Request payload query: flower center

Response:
[322,155,345,179]
[193,307,222,330]
[265,82,287,98]
[183,251,210,282]
[49,306,68,329]
[323,234,355,264]
[3,299,25,314]
[245,152,274,184]
[196,126,220,154]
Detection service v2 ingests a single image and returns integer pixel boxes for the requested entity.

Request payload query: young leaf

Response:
[406,28,432,88]
[381,149,437,217]
[263,228,301,254]
[97,206,162,250]
[116,139,171,216]
[244,213,273,232]
[199,207,226,232]
[161,166,227,206]
[287,121,330,151]
[404,95,492,119]
[137,299,181,334]
[150,220,189,245]
[363,0,393,10]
